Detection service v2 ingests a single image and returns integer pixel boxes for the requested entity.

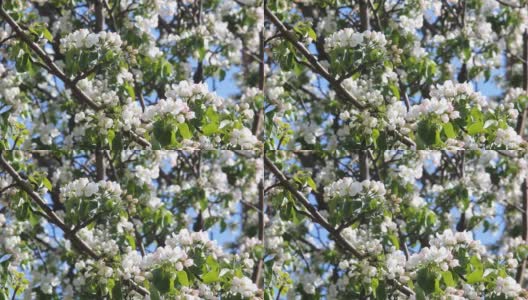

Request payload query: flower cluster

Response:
[495,127,524,149]
[402,80,525,148]
[337,259,378,284]
[139,81,213,127]
[142,98,193,124]
[120,80,259,149]
[0,64,21,105]
[120,229,260,299]
[73,258,115,288]
[32,272,60,295]
[495,276,523,298]
[325,28,387,51]
[430,230,486,254]
[77,228,120,257]
[298,272,324,294]
[399,15,423,34]
[341,77,385,107]
[230,128,259,150]
[231,276,260,299]
[60,29,123,52]
[407,81,484,124]
[77,78,120,107]
[60,178,122,200]
[340,227,383,255]
[324,177,386,200]
[135,164,160,184]
[407,97,460,123]
[407,247,456,272]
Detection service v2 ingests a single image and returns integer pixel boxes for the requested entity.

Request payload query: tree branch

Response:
[94,0,104,32]
[516,14,528,286]
[264,7,415,147]
[251,26,265,137]
[0,152,149,296]
[95,150,105,181]
[264,156,364,256]
[0,5,151,148]
[516,25,528,285]
[264,155,414,296]
[251,180,264,286]
[359,0,370,32]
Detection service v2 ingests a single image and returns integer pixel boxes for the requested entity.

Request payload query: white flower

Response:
[84,182,99,197]
[84,33,99,48]
[495,127,523,149]
[60,29,122,52]
[231,276,259,298]
[61,178,122,201]
[300,123,324,144]
[325,177,386,200]
[385,251,407,280]
[495,276,522,298]
[399,15,423,33]
[407,245,458,271]
[135,165,160,184]
[230,128,258,149]
[298,272,323,294]
[325,28,364,50]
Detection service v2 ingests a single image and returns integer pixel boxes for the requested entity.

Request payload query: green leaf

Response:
[16,202,32,221]
[111,281,123,300]
[124,83,135,100]
[415,286,427,300]
[306,177,317,192]
[389,83,400,99]
[467,121,484,135]
[177,270,189,286]
[416,268,436,294]
[16,53,33,73]
[152,268,171,294]
[178,123,192,139]
[463,46,471,61]
[466,268,483,284]
[307,27,317,41]
[202,108,220,136]
[375,280,387,300]
[202,268,219,284]
[107,130,115,150]
[442,271,455,287]
[42,28,53,42]
[153,119,175,147]
[125,234,136,249]
[442,122,456,139]
[462,39,471,61]
[417,119,441,147]
[371,277,379,295]
[202,122,218,136]
[387,233,400,249]
[162,61,172,77]
[206,255,219,270]
[42,177,52,191]
[111,132,123,152]
[79,52,92,70]
[470,107,484,122]
[293,22,317,41]
[150,286,161,300]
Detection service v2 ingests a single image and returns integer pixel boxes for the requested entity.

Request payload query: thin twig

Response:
[264,7,416,147]
[0,152,149,296]
[0,5,150,147]
[264,156,414,296]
